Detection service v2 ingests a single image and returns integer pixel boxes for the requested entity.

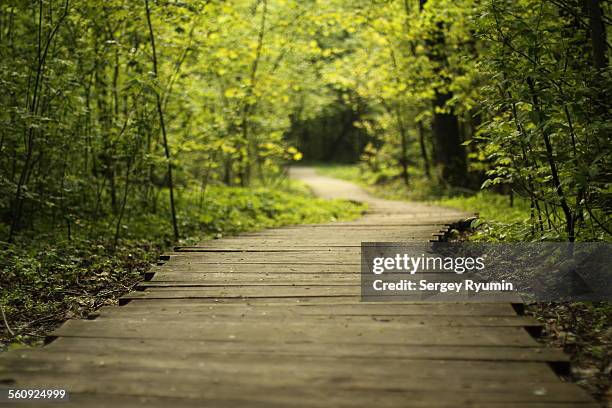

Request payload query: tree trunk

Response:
[239,0,268,186]
[417,121,431,178]
[419,0,467,187]
[586,0,608,70]
[527,77,575,242]
[432,91,467,186]
[145,0,179,240]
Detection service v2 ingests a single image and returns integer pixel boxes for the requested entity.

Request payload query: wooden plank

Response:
[185,239,433,246]
[220,239,438,244]
[212,222,452,228]
[139,281,360,287]
[3,351,563,379]
[145,272,461,283]
[235,225,449,233]
[40,336,568,363]
[1,356,571,395]
[221,231,440,237]
[121,287,521,303]
[122,286,360,300]
[3,393,598,408]
[141,270,465,284]
[158,255,364,264]
[148,272,361,282]
[103,302,521,316]
[0,356,592,404]
[0,371,597,407]
[120,296,363,305]
[163,251,363,257]
[175,245,364,250]
[212,234,437,241]
[150,263,362,272]
[48,320,540,346]
[150,264,362,273]
[89,312,542,328]
[173,247,364,252]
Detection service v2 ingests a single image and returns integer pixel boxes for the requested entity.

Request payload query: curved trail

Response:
[0,168,596,407]
[292,166,470,225]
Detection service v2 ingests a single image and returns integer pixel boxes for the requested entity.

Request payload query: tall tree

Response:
[420,0,467,187]
[144,0,179,240]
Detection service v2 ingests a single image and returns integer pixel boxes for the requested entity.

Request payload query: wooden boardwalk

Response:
[0,167,597,407]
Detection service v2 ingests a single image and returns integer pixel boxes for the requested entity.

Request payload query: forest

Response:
[0,0,610,391]
[1,0,609,245]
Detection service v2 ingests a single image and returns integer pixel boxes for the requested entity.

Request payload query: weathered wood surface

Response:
[0,167,597,407]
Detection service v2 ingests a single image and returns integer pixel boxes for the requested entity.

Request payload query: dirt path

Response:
[0,167,597,407]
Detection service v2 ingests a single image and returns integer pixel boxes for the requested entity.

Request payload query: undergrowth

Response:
[315,164,608,242]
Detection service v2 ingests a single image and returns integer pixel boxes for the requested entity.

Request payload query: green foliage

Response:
[435,192,533,242]
[313,0,611,242]
[183,182,367,238]
[1,0,608,244]
[0,0,330,242]
[312,163,363,182]
[316,163,465,200]
[475,0,611,242]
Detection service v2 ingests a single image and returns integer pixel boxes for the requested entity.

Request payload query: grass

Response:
[0,179,366,350]
[313,163,362,183]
